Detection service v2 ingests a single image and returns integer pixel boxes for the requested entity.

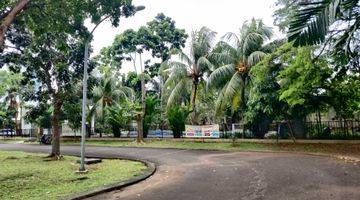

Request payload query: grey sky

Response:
[89,0,282,73]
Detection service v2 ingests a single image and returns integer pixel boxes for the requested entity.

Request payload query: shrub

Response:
[167,106,191,138]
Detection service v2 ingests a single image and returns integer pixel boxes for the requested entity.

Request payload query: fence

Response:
[305,120,360,139]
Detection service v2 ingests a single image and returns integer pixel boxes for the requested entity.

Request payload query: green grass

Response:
[63,139,300,152]
[61,139,360,157]
[0,137,27,144]
[0,151,146,200]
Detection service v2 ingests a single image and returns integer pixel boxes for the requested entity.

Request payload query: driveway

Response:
[0,144,359,200]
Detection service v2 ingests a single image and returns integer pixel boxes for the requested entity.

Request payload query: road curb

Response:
[64,158,156,200]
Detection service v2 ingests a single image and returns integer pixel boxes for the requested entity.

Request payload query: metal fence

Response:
[305,120,360,139]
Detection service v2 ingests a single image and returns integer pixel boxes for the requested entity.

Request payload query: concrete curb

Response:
[64,158,156,200]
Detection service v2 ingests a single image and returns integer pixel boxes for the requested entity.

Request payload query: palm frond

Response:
[247,51,267,67]
[191,27,216,61]
[164,62,188,88]
[167,79,190,107]
[158,61,170,77]
[197,56,214,72]
[177,50,193,66]
[207,64,235,89]
[222,32,240,47]
[211,41,238,64]
[214,86,228,116]
[223,73,244,105]
[288,0,342,46]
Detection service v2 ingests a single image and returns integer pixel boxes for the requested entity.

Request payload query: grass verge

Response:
[0,151,146,200]
[61,139,360,159]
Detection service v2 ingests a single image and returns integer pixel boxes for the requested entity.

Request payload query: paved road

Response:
[1,144,359,200]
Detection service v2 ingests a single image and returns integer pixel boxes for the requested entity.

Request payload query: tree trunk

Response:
[286,119,297,143]
[137,54,146,143]
[0,0,31,52]
[50,97,62,158]
[191,81,198,125]
[136,113,143,143]
[137,72,146,143]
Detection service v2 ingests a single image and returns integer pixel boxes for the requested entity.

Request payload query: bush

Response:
[167,106,191,138]
[143,97,161,138]
[106,105,132,138]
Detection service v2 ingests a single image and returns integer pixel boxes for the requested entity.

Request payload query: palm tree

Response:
[91,68,134,137]
[162,27,216,124]
[207,19,273,117]
[0,71,23,130]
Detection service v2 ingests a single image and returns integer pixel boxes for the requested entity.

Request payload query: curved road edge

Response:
[64,158,156,200]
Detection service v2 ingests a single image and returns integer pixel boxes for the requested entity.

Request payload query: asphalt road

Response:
[1,144,359,200]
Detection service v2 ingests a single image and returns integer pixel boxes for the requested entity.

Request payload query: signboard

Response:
[184,124,220,138]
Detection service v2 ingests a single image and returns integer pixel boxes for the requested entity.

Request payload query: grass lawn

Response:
[0,151,146,200]
[61,139,360,159]
[0,137,28,144]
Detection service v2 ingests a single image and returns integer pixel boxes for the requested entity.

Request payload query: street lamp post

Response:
[79,6,145,172]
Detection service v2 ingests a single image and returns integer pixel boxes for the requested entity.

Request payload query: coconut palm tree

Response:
[91,68,134,136]
[207,19,273,117]
[162,27,216,124]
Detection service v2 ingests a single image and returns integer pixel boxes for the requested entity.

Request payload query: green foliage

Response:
[277,47,331,108]
[106,102,134,137]
[246,43,332,138]
[143,96,161,137]
[163,27,216,123]
[327,75,360,119]
[91,67,134,134]
[62,95,82,132]
[287,0,360,56]
[24,103,52,129]
[0,70,22,97]
[208,19,273,117]
[167,106,191,138]
[104,13,187,77]
[146,13,188,61]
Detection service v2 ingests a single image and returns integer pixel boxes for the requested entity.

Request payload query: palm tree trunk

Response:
[138,54,145,143]
[100,103,104,138]
[191,81,198,125]
[50,97,62,158]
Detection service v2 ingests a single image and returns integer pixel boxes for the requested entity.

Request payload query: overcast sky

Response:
[89,0,282,73]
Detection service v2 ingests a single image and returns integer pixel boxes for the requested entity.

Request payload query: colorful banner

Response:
[184,124,220,138]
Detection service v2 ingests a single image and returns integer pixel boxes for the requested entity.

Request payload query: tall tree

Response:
[0,0,140,158]
[248,43,331,138]
[162,27,216,124]
[207,19,273,119]
[106,15,187,140]
[145,13,188,76]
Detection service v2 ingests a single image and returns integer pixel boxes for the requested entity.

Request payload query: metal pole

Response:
[79,42,89,172]
[77,5,145,172]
